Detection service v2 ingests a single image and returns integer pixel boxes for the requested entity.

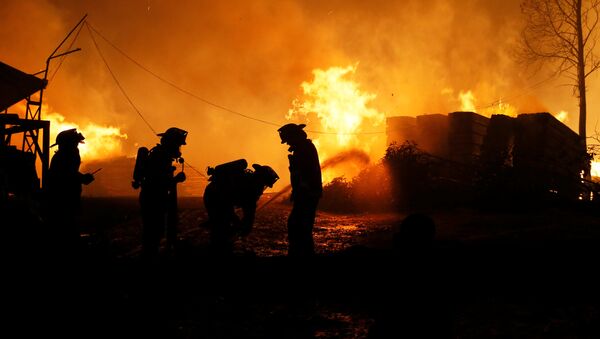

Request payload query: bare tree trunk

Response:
[575,0,591,179]
[576,0,587,144]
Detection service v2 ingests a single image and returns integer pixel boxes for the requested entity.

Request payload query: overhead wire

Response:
[86,21,209,181]
[473,75,557,111]
[85,21,157,135]
[86,18,567,149]
[86,22,387,135]
[78,20,572,189]
[86,22,560,136]
[87,22,284,129]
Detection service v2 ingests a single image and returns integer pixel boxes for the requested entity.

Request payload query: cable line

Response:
[87,23,284,128]
[474,76,557,111]
[86,21,562,137]
[87,22,208,181]
[85,22,157,135]
[86,22,388,135]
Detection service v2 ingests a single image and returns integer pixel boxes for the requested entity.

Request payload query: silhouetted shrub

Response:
[350,162,393,212]
[318,162,393,214]
[383,141,435,212]
[319,177,355,213]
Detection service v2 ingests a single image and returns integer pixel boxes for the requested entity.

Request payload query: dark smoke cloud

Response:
[2,0,597,195]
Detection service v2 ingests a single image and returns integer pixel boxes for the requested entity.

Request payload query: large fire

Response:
[45,110,128,161]
[9,102,128,161]
[287,65,386,182]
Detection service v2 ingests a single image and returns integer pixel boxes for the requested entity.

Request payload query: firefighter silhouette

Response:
[133,127,187,261]
[46,128,95,252]
[203,160,279,256]
[278,123,322,257]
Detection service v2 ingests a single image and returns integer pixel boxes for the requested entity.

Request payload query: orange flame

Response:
[8,103,128,161]
[592,161,600,178]
[454,89,570,123]
[554,110,569,123]
[456,89,518,117]
[459,90,477,112]
[287,65,386,182]
[46,111,128,161]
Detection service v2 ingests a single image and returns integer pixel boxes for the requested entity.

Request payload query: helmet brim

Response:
[50,139,84,147]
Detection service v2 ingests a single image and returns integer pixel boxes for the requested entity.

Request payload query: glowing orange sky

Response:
[2,0,600,194]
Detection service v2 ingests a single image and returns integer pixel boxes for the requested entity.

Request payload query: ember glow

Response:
[287,65,386,182]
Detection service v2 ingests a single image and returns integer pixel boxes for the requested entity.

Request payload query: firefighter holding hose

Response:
[278,123,322,257]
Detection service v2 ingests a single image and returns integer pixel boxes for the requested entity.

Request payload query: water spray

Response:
[320,149,370,170]
[257,148,371,211]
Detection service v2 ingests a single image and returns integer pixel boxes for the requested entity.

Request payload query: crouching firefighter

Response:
[203,159,279,256]
[132,127,187,261]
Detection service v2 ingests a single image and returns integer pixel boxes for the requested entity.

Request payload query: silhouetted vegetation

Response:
[320,177,354,213]
[321,141,479,213]
[383,141,441,212]
[319,163,393,214]
[382,138,596,212]
[381,140,516,212]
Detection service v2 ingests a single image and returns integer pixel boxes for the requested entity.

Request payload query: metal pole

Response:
[48,14,88,61]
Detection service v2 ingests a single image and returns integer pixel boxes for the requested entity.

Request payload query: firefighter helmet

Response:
[252,164,279,188]
[51,128,85,147]
[158,127,188,145]
[277,123,307,144]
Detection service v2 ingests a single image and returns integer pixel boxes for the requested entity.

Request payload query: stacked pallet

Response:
[480,114,517,166]
[416,114,450,157]
[448,111,490,165]
[513,113,586,197]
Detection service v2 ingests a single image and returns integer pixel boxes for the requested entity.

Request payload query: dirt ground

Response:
[6,196,600,338]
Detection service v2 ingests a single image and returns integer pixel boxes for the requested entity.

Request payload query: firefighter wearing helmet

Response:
[137,127,188,261]
[278,123,322,257]
[203,159,279,256]
[46,128,95,253]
